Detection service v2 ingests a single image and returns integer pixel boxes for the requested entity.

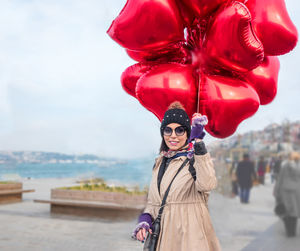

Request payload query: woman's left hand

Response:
[189,113,208,142]
[136,228,152,242]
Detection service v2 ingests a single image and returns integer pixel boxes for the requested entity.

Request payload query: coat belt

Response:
[149,200,205,207]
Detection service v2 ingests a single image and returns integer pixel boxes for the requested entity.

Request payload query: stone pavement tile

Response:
[242,221,300,251]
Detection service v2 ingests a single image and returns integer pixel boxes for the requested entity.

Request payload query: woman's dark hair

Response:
[159,138,169,153]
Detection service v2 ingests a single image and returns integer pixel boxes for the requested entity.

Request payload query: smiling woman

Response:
[163,123,187,150]
[131,101,220,251]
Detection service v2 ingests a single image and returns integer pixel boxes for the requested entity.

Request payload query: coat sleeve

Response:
[273,162,287,199]
[193,152,218,192]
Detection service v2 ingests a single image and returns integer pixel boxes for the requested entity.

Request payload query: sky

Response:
[0,0,299,159]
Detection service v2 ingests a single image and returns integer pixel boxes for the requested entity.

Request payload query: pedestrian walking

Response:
[274,152,300,237]
[257,156,267,185]
[230,160,239,197]
[236,153,257,204]
[270,157,276,184]
[132,102,221,251]
[272,156,282,182]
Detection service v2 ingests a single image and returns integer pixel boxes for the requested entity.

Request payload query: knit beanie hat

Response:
[160,102,191,138]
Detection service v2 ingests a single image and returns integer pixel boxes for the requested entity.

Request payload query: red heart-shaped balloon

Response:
[107,0,184,51]
[180,0,228,18]
[199,74,260,138]
[246,0,298,55]
[136,63,197,120]
[241,56,280,105]
[126,42,189,64]
[174,0,196,27]
[121,63,153,98]
[203,2,264,72]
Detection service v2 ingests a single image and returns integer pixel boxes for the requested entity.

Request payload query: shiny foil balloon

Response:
[246,0,298,55]
[107,0,184,51]
[108,0,297,139]
[136,63,197,120]
[174,0,196,27]
[199,74,260,138]
[180,0,228,18]
[126,42,189,63]
[203,2,264,72]
[242,56,280,105]
[121,63,153,98]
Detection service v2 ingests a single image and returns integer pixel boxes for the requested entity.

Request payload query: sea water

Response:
[0,158,154,187]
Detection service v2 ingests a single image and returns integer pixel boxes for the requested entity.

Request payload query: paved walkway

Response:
[0,178,141,251]
[0,177,299,250]
[0,200,141,251]
[2,199,299,251]
[242,220,300,251]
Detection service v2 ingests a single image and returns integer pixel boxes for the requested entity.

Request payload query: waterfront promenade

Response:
[0,177,299,251]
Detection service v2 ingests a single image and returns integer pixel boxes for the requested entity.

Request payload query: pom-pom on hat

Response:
[160,102,191,138]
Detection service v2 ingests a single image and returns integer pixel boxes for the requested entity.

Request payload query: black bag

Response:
[143,158,189,251]
[143,216,161,251]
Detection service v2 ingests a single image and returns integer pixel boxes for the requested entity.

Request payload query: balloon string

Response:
[197,20,203,114]
[197,73,201,113]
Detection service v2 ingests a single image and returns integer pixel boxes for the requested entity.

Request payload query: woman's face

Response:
[163,123,188,151]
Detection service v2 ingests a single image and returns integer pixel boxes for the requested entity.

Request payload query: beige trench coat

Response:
[274,160,300,218]
[144,153,221,251]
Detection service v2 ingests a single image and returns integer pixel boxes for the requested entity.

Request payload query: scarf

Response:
[161,142,194,159]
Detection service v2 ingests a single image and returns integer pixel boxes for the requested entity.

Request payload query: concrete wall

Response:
[0,182,23,204]
[51,189,147,206]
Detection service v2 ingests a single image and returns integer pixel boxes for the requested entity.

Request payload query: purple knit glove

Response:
[131,213,153,240]
[189,114,208,142]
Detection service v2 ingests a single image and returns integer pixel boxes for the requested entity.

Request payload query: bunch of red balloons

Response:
[107,0,298,138]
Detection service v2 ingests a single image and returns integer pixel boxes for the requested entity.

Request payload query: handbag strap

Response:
[157,158,189,217]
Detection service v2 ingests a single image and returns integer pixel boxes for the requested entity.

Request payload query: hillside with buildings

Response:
[0,151,122,165]
[208,120,300,195]
[209,120,300,162]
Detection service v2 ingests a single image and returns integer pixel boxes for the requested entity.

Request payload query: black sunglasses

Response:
[163,126,186,136]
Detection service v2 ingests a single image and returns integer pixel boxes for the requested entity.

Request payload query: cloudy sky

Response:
[0,0,299,159]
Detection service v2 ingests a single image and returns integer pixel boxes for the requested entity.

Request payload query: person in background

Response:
[273,156,282,182]
[132,102,221,251]
[274,152,300,237]
[229,159,239,197]
[257,156,267,185]
[236,153,257,204]
[270,157,276,184]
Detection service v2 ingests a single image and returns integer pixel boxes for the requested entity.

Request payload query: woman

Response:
[274,151,300,237]
[132,102,221,251]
